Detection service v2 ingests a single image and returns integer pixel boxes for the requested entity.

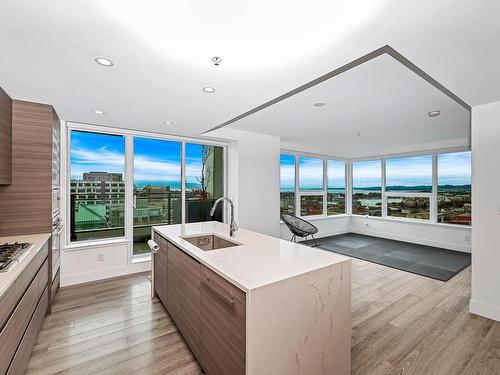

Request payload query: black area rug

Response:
[304,233,471,281]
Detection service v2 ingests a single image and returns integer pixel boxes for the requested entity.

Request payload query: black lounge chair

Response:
[281,213,319,247]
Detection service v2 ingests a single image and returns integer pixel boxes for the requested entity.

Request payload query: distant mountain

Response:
[354,184,471,191]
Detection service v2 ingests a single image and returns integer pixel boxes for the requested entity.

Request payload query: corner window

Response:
[437,151,471,225]
[299,157,323,191]
[352,160,382,217]
[386,155,432,192]
[280,154,295,215]
[299,156,324,216]
[327,160,345,215]
[385,155,432,220]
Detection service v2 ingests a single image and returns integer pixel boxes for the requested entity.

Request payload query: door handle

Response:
[201,277,234,305]
[133,195,137,209]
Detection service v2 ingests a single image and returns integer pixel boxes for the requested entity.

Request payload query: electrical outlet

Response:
[365,222,369,227]
[98,253,104,262]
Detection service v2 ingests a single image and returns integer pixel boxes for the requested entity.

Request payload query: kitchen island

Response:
[152,221,351,375]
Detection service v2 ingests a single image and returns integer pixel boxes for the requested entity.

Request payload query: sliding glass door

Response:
[133,137,182,255]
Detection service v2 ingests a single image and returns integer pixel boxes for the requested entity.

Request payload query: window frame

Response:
[65,122,228,260]
[280,150,348,219]
[384,154,434,222]
[350,147,471,226]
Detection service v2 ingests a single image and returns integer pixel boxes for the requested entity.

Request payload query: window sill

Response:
[280,214,350,223]
[350,214,471,230]
[64,237,129,251]
[131,254,151,264]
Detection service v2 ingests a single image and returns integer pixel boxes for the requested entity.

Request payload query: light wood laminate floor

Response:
[27,260,500,375]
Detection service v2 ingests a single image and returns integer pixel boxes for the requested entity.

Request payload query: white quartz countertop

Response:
[153,222,349,291]
[0,233,51,297]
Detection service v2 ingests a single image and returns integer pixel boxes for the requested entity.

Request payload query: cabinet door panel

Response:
[199,265,246,375]
[153,233,168,307]
[166,241,182,323]
[180,251,201,358]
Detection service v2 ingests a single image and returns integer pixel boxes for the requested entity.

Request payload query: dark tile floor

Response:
[304,233,471,281]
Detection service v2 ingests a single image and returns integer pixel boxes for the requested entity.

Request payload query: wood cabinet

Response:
[166,241,182,323]
[179,251,201,358]
[0,87,12,185]
[153,232,168,307]
[0,244,49,374]
[199,265,246,375]
[153,232,246,375]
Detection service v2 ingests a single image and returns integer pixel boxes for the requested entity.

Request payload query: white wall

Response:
[62,241,150,286]
[350,216,470,252]
[279,214,470,252]
[470,100,500,322]
[280,215,350,240]
[211,128,281,238]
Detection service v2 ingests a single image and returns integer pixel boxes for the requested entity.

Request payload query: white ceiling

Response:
[0,0,498,153]
[225,53,470,158]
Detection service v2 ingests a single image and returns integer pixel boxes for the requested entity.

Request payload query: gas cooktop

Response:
[0,242,32,272]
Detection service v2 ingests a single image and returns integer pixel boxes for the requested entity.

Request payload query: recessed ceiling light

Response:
[314,102,326,107]
[94,110,105,115]
[202,87,216,93]
[94,57,114,67]
[428,110,441,117]
[163,121,173,126]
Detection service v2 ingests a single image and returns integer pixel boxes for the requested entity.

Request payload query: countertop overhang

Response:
[153,222,349,291]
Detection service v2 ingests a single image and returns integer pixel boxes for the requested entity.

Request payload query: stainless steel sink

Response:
[181,234,241,251]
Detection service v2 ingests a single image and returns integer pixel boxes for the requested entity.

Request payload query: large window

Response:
[438,151,471,225]
[327,160,345,215]
[299,157,323,191]
[352,160,382,217]
[185,143,224,223]
[280,154,295,215]
[69,128,226,250]
[385,155,432,220]
[386,155,432,192]
[299,157,324,216]
[70,131,126,242]
[133,138,181,255]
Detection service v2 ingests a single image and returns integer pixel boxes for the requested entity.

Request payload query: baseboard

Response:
[470,299,500,322]
[350,228,471,253]
[61,261,151,287]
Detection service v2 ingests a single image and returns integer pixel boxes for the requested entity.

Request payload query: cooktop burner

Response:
[0,242,32,272]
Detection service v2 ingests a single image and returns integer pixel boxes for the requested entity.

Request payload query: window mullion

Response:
[381,157,387,218]
[323,159,327,216]
[431,153,438,223]
[181,142,186,224]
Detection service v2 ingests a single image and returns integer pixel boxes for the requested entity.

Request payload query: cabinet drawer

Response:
[0,243,48,330]
[200,265,246,375]
[7,286,48,375]
[0,259,48,374]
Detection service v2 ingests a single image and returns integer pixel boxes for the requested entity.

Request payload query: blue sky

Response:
[71,131,212,187]
[280,155,345,190]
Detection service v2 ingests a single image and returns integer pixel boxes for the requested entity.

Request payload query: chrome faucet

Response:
[209,197,238,237]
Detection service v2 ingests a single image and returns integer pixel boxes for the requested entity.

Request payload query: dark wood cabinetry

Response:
[153,232,246,375]
[0,87,12,185]
[0,242,49,374]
